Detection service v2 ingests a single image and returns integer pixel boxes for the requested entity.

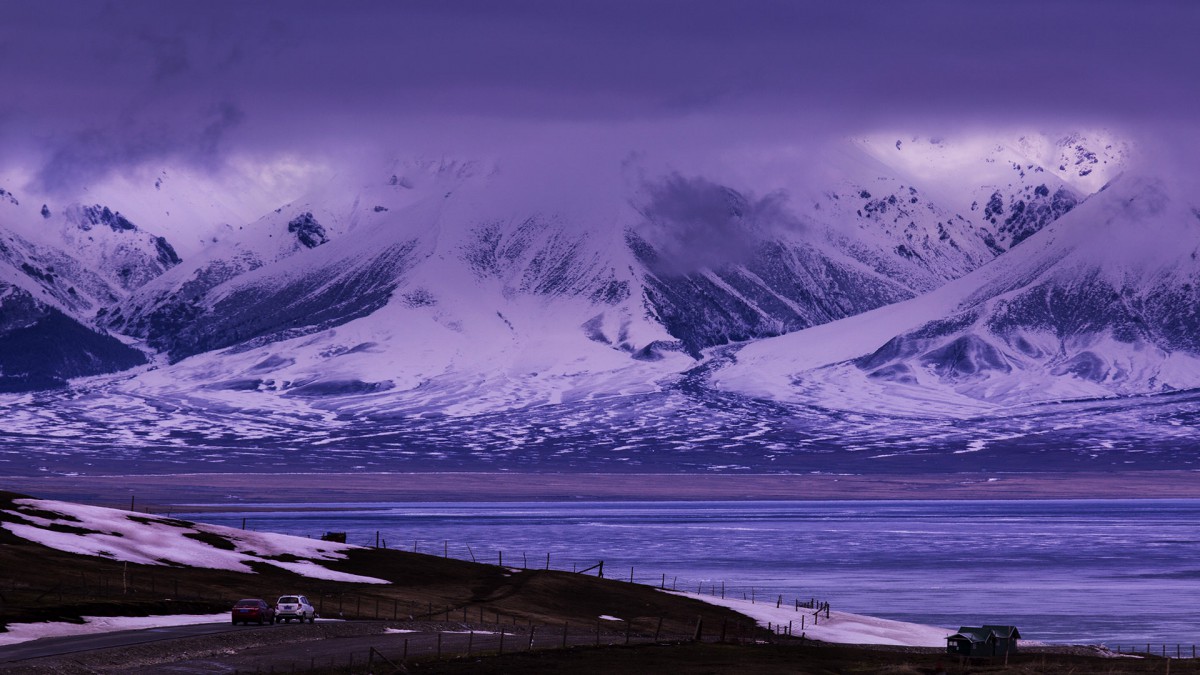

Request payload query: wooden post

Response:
[529,625,537,650]
[444,540,448,557]
[467,545,475,562]
[467,630,474,655]
[375,531,380,548]
[546,552,550,570]
[241,517,246,530]
[629,566,634,583]
[625,620,632,645]
[721,581,725,599]
[562,621,569,648]
[499,550,502,566]
[595,619,601,646]
[693,615,703,642]
[777,594,782,608]
[437,632,442,658]
[130,495,135,511]
[661,573,665,589]
[499,630,505,654]
[720,619,727,643]
[523,552,528,568]
[654,617,662,642]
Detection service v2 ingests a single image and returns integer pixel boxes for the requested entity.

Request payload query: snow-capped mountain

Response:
[0,185,184,390]
[714,170,1200,415]
[0,132,1121,417]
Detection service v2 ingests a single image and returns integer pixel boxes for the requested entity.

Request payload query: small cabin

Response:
[947,625,1020,658]
[320,531,347,543]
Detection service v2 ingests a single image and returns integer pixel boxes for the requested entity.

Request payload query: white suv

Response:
[275,595,316,623]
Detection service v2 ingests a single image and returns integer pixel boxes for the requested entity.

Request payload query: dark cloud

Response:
[31,102,245,194]
[1,0,1197,192]
[635,173,803,275]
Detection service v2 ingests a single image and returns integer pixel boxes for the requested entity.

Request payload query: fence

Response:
[1113,643,1199,659]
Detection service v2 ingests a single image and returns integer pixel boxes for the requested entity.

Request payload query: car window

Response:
[279,596,299,603]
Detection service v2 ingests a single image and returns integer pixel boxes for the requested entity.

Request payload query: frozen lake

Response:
[175,499,1200,646]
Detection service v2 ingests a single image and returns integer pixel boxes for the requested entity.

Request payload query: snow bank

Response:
[0,613,229,647]
[668,591,951,647]
[0,498,388,584]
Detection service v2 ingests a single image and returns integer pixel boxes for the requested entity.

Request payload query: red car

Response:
[231,598,275,625]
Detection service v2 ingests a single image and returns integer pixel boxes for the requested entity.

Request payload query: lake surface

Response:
[174,499,1200,646]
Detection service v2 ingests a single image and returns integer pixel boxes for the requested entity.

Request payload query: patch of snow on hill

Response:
[0,498,387,583]
[669,591,951,647]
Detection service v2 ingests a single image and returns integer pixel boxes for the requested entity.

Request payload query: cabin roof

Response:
[949,625,1021,643]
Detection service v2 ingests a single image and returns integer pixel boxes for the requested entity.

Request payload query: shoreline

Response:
[3,470,1199,508]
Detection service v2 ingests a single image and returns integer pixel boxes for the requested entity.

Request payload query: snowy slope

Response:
[669,591,951,647]
[714,171,1200,415]
[0,496,386,583]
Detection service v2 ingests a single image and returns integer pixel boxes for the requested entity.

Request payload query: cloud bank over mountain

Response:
[2,0,1197,200]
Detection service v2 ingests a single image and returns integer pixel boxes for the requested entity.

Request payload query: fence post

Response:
[529,625,537,651]
[563,621,569,648]
[437,632,442,658]
[654,616,663,642]
[693,615,703,642]
[625,620,631,645]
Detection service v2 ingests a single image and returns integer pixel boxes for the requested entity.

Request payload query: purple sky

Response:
[2,0,1197,193]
